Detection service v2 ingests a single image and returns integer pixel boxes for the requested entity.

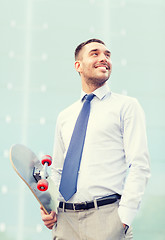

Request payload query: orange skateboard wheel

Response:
[37,179,48,191]
[41,155,52,166]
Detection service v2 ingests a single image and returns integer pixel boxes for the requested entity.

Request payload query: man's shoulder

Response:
[111,92,138,105]
[110,92,144,116]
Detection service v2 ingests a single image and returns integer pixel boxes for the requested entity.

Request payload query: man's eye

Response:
[92,53,98,56]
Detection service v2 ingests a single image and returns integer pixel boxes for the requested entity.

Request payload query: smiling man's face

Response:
[75,42,112,90]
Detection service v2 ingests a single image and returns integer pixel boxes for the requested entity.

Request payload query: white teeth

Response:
[96,65,108,70]
[98,66,107,70]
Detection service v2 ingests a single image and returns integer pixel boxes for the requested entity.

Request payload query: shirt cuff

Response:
[118,206,138,226]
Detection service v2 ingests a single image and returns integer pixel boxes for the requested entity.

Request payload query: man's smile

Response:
[94,63,110,70]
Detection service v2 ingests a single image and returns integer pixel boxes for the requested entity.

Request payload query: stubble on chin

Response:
[86,77,109,88]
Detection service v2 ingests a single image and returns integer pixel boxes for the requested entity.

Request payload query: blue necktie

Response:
[59,93,95,201]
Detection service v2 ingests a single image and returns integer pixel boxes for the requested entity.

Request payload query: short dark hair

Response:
[75,38,105,60]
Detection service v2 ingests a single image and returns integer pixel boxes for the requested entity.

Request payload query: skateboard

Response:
[10,144,58,214]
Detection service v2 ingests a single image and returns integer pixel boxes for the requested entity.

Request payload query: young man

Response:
[41,39,150,240]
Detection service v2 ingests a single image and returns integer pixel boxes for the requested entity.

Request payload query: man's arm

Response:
[118,99,151,226]
[51,113,65,185]
[40,114,65,229]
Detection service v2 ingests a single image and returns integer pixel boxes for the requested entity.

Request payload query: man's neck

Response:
[81,80,106,94]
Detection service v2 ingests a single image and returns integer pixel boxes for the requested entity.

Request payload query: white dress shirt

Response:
[51,83,150,226]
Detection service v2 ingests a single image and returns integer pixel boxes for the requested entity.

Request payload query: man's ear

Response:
[74,60,81,74]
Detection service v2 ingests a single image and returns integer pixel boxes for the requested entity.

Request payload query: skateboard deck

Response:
[10,144,58,214]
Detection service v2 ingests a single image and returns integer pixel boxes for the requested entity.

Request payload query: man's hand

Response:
[40,206,57,229]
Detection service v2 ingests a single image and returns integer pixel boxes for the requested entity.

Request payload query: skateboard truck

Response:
[34,155,52,192]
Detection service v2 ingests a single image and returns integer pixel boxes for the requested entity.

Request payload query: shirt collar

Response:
[80,83,111,101]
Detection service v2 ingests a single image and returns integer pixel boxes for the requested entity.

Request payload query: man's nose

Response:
[99,53,107,62]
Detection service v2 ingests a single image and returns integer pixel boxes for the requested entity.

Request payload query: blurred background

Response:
[0,0,165,239]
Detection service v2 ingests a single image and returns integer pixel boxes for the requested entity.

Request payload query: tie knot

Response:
[86,93,95,102]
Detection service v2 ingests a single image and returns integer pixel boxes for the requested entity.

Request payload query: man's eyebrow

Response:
[89,49,111,55]
[105,50,111,55]
[89,49,99,54]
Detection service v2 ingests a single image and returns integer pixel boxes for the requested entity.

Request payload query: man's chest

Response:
[60,102,124,150]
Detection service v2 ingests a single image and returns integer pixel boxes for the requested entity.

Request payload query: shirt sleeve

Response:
[118,98,151,226]
[51,114,65,190]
